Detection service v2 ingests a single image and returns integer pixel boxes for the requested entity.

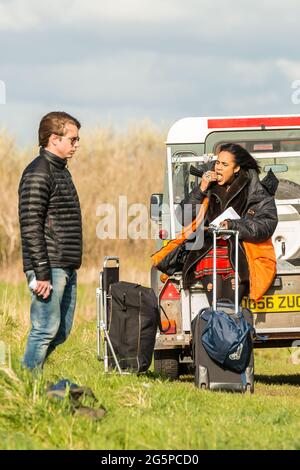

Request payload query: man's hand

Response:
[35,280,52,299]
[200,171,218,192]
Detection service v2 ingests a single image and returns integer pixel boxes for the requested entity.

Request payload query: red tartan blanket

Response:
[194,238,235,280]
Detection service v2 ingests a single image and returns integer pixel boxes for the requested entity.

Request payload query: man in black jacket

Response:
[18,111,82,370]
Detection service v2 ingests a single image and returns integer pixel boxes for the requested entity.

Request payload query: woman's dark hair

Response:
[218,143,261,174]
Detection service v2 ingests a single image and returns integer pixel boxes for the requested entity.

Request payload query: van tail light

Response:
[160,273,169,283]
[160,280,180,300]
[161,320,177,335]
[159,229,169,239]
[159,281,180,335]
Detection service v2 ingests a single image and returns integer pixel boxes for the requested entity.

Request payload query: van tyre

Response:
[154,349,179,379]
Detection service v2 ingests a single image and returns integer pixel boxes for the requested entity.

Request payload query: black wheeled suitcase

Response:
[192,229,254,393]
[96,257,160,374]
[107,281,160,373]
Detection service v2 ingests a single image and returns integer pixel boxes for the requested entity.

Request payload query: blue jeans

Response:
[23,268,77,370]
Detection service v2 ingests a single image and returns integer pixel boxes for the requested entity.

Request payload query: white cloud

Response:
[230,60,273,87]
[0,53,292,119]
[0,0,186,31]
[0,0,300,144]
[67,0,184,23]
[220,92,281,115]
[1,54,279,107]
[276,59,300,81]
[0,0,299,36]
[0,1,42,31]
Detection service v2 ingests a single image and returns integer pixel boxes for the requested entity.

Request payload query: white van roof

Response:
[166,115,300,144]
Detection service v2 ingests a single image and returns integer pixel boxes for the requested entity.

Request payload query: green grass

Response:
[1,281,300,450]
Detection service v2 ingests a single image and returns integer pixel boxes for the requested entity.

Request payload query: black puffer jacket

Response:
[18,148,82,280]
[180,169,278,290]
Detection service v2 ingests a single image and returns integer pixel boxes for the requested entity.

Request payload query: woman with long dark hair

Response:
[180,143,278,304]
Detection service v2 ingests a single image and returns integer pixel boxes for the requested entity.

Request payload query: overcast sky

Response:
[0,0,300,145]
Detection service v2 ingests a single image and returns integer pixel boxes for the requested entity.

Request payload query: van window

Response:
[172,153,200,203]
[213,140,300,191]
[259,157,300,186]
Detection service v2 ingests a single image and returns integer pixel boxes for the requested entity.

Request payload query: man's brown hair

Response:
[38,111,81,147]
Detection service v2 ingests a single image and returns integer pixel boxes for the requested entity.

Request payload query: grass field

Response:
[1,280,300,450]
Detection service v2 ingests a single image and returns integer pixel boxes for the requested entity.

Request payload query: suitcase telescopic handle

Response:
[103,256,120,268]
[212,229,239,314]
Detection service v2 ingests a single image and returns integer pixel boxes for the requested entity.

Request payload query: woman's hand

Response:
[200,171,218,191]
[219,220,229,230]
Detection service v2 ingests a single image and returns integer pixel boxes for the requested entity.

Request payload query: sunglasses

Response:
[56,135,80,146]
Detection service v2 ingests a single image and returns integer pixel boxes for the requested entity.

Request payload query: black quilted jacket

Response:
[18,148,82,280]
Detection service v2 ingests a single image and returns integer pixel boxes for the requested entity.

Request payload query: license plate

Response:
[242,294,300,313]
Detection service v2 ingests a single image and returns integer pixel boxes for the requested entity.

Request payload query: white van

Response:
[150,115,300,379]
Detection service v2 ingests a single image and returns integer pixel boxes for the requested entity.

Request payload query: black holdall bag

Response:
[107,281,160,373]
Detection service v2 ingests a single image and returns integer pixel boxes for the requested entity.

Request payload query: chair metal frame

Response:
[96,256,129,374]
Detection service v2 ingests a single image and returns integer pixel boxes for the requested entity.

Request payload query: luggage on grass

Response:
[192,229,254,393]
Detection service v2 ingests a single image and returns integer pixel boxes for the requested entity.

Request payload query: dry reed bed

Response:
[0,123,166,285]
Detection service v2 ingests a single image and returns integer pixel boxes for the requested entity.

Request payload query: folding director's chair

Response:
[96,256,128,374]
